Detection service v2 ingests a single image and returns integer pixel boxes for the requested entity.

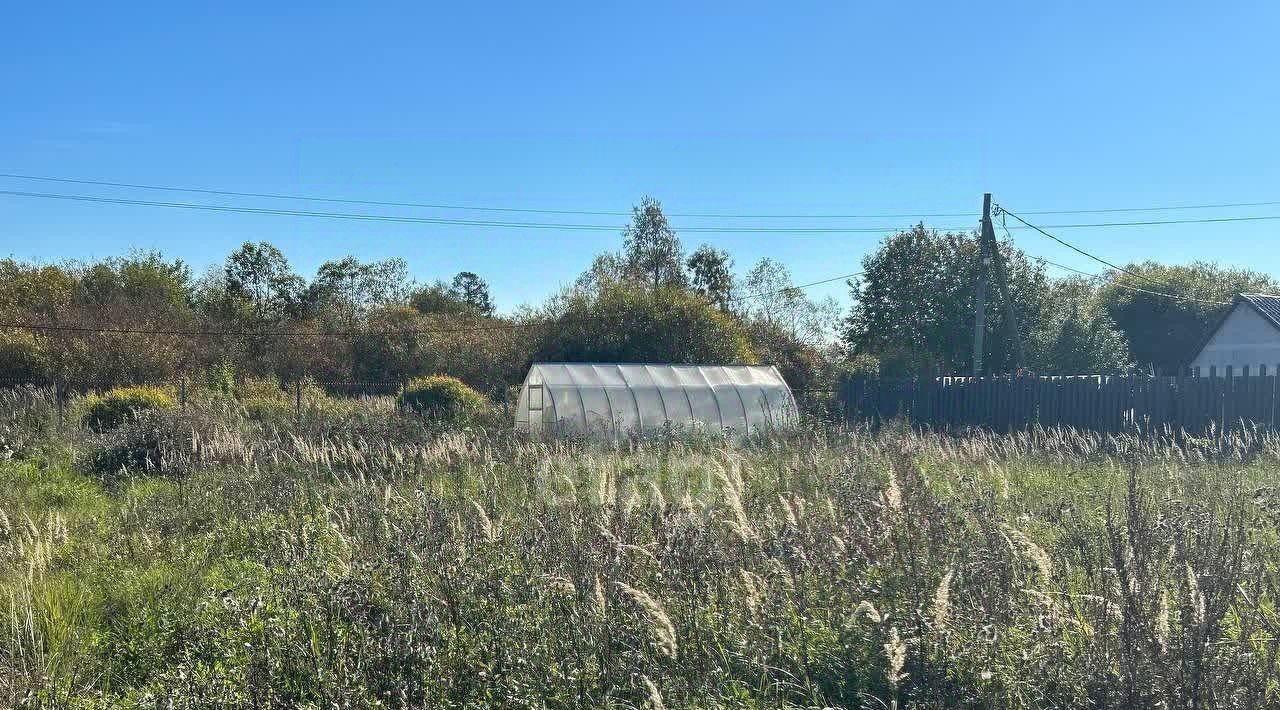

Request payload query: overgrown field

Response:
[2,386,1280,708]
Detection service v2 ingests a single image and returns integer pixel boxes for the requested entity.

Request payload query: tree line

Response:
[0,197,1273,396]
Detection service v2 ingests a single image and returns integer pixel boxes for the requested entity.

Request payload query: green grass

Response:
[2,406,1280,708]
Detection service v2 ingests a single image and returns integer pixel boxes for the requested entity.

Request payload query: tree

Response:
[0,260,76,319]
[411,282,471,316]
[534,281,753,365]
[622,197,686,290]
[224,242,304,320]
[745,319,834,394]
[687,245,734,311]
[78,251,192,310]
[309,256,411,324]
[573,252,627,296]
[1028,276,1131,374]
[1097,261,1279,373]
[410,273,494,318]
[742,258,839,347]
[844,225,1048,376]
[450,272,495,316]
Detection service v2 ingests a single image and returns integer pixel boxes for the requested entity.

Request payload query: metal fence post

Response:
[295,379,302,418]
[179,376,187,410]
[55,380,65,431]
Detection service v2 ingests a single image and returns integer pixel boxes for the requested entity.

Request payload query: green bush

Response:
[203,360,236,397]
[0,331,49,382]
[241,397,295,423]
[236,376,288,402]
[83,386,176,431]
[398,375,486,418]
[534,282,755,365]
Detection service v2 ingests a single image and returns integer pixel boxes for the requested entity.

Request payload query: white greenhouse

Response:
[513,362,797,436]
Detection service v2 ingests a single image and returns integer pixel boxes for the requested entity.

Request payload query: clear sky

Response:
[3,1,1278,311]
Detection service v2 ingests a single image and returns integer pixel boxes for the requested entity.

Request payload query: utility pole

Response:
[972,193,1025,376]
[972,195,991,375]
[986,202,1025,371]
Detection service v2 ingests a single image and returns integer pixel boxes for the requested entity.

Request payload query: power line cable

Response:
[0,172,978,219]
[994,205,1233,304]
[1035,215,1280,228]
[1019,200,1280,216]
[1000,212,1232,306]
[8,188,1280,234]
[1029,256,1230,305]
[7,172,1280,218]
[0,190,922,233]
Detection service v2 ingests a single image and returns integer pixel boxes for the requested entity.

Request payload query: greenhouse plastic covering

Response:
[514,363,796,436]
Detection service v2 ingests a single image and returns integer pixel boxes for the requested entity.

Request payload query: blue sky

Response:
[2,2,1278,311]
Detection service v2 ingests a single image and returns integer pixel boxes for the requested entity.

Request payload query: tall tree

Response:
[687,245,735,311]
[844,225,1047,376]
[1097,261,1279,373]
[224,242,304,320]
[1028,276,1131,374]
[742,258,839,347]
[622,197,686,290]
[309,256,411,324]
[79,251,192,310]
[450,271,495,316]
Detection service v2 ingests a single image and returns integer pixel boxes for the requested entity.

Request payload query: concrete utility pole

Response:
[972,193,1025,375]
[986,201,1025,371]
[972,195,991,375]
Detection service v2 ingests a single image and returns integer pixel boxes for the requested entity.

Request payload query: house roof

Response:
[1187,293,1280,366]
[1239,293,1280,330]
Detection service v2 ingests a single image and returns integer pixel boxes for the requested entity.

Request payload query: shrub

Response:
[88,412,170,476]
[83,386,176,431]
[203,360,236,397]
[236,377,287,402]
[534,282,755,365]
[241,397,295,423]
[0,331,49,382]
[398,375,486,418]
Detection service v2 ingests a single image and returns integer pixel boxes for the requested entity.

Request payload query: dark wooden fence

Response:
[839,372,1280,433]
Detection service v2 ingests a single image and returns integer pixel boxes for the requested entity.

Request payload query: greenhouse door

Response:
[527,385,544,435]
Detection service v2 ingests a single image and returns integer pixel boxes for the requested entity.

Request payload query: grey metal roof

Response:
[1240,293,1280,330]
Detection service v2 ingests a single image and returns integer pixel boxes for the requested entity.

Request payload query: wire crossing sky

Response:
[3,2,1278,310]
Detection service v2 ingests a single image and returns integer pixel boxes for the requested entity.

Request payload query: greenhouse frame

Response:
[513,362,796,436]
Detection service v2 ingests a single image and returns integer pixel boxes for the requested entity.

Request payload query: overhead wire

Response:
[1030,256,1230,305]
[6,172,1280,218]
[996,205,1228,302]
[996,209,1231,305]
[7,187,1280,235]
[0,172,977,219]
[0,190,924,234]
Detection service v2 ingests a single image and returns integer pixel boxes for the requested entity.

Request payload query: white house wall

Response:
[1191,303,1280,372]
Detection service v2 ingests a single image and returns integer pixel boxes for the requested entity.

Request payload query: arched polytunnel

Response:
[514,363,796,437]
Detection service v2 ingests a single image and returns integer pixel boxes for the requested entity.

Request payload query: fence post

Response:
[295,379,302,418]
[179,376,187,410]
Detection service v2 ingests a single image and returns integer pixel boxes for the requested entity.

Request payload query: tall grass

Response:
[1,392,1279,708]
